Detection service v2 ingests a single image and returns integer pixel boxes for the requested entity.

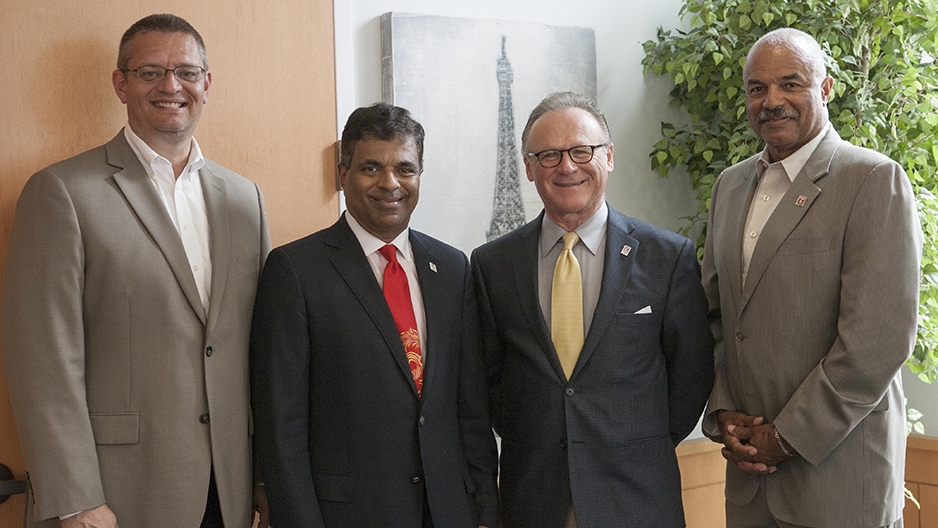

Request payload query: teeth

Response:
[155,102,183,108]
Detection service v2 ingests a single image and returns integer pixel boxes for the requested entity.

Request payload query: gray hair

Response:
[520,92,611,153]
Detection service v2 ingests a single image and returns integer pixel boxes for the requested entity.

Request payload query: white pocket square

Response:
[634,305,652,314]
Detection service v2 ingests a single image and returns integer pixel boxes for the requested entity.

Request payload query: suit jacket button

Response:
[564,387,575,396]
[205,346,213,357]
[560,439,568,449]
[412,476,422,484]
[419,416,425,426]
[199,413,210,424]
[735,333,745,342]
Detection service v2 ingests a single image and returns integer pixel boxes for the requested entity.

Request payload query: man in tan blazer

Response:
[2,14,270,528]
[702,28,920,527]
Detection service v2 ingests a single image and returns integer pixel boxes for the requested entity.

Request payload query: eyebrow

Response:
[358,159,419,169]
[747,72,806,85]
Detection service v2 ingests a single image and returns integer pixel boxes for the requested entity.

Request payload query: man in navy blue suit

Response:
[251,103,498,528]
[471,92,714,527]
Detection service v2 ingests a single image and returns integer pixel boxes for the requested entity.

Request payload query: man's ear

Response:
[112,69,129,104]
[337,163,348,190]
[524,156,536,182]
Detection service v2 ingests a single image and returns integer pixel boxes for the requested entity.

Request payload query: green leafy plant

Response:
[641,0,938,389]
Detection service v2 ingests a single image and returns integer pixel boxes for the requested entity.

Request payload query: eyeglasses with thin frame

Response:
[525,144,608,168]
[123,65,206,83]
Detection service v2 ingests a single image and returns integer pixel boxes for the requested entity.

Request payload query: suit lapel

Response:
[327,216,418,397]
[411,232,441,398]
[512,216,565,381]
[201,162,229,336]
[574,208,638,378]
[720,157,760,312]
[108,132,206,324]
[741,130,839,307]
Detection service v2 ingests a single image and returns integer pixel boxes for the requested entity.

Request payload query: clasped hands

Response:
[717,410,797,475]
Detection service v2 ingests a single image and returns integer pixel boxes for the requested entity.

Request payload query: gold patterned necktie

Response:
[551,231,583,380]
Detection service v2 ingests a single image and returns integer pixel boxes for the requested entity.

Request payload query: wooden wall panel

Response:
[0,1,337,525]
[905,482,921,528]
[919,484,938,528]
[677,438,726,528]
[907,436,938,528]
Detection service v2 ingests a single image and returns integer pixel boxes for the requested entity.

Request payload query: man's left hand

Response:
[728,423,796,473]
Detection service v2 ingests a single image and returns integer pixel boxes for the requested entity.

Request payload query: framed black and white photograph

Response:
[381,12,597,253]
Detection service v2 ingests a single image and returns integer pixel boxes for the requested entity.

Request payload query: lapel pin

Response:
[621,245,632,257]
[795,195,807,207]
[429,262,437,273]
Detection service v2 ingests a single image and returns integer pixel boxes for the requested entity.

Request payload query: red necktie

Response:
[379,244,423,395]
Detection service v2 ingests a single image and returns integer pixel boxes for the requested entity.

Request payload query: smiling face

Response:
[524,107,613,231]
[744,39,833,162]
[340,136,422,242]
[112,31,211,151]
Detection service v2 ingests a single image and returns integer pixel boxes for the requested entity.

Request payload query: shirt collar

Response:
[123,125,205,181]
[345,211,412,262]
[539,201,608,258]
[757,122,830,182]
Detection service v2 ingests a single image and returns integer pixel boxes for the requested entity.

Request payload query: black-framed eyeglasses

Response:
[525,144,607,168]
[123,65,206,83]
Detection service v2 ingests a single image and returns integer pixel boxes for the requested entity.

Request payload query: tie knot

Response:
[561,232,580,251]
[379,244,398,263]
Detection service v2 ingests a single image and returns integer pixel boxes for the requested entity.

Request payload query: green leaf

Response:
[713,52,724,65]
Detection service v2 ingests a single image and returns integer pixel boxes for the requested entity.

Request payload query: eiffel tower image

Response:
[486,36,526,242]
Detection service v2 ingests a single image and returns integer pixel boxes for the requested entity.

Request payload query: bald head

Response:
[746,28,828,83]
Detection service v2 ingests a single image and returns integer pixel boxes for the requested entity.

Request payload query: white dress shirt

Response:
[345,212,427,361]
[537,202,608,337]
[124,126,212,313]
[742,123,830,283]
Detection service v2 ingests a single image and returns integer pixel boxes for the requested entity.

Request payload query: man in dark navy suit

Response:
[251,103,498,528]
[472,92,713,528]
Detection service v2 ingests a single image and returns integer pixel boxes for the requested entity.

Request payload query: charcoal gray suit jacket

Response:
[250,214,498,528]
[472,205,714,527]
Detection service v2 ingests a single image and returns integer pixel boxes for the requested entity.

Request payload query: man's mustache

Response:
[758,108,799,122]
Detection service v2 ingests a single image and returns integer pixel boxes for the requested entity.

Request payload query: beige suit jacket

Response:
[702,128,921,527]
[2,131,270,527]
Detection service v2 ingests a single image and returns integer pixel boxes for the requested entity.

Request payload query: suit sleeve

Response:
[250,248,326,527]
[774,159,921,466]
[470,249,506,437]
[1,170,106,520]
[700,171,734,441]
[254,182,272,268]
[457,253,500,528]
[661,237,716,444]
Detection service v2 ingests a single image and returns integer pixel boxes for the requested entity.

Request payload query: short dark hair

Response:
[521,92,611,153]
[117,14,207,71]
[340,103,425,170]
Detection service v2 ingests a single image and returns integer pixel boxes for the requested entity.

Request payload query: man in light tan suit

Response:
[702,28,920,527]
[2,14,270,528]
